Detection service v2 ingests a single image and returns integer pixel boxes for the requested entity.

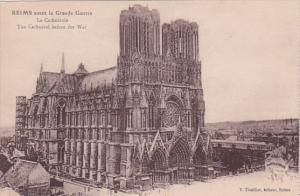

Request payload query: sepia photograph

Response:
[0,1,299,196]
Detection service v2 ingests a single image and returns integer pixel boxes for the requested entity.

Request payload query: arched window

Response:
[33,106,38,127]
[126,110,129,128]
[45,113,49,127]
[89,111,92,126]
[98,112,102,126]
[148,96,155,129]
[75,112,78,126]
[116,112,119,128]
[141,109,146,128]
[56,99,66,127]
[69,112,72,126]
[111,112,115,128]
[187,111,191,127]
[150,105,153,128]
[107,111,111,126]
[130,110,133,128]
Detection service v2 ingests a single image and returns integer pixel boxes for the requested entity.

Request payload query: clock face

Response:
[163,101,181,127]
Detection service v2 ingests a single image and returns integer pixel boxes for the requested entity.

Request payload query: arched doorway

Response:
[150,148,168,184]
[169,138,190,168]
[193,144,208,179]
[168,138,191,183]
[193,145,207,166]
[151,148,167,171]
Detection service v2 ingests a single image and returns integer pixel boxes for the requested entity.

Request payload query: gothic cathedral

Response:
[15,4,210,189]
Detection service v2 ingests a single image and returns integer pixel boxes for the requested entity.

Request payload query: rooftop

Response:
[0,159,50,188]
[211,139,268,146]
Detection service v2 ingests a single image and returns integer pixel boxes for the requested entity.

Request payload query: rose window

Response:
[163,101,181,127]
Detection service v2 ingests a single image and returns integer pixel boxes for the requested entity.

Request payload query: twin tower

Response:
[119,4,199,61]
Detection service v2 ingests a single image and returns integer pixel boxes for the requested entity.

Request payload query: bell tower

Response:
[119,4,160,58]
[162,20,199,61]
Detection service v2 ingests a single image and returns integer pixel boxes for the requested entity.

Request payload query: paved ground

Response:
[63,171,299,196]
[143,171,299,196]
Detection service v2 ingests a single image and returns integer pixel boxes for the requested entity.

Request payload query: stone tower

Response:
[119,4,160,57]
[162,20,199,61]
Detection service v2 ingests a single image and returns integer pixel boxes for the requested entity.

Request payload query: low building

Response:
[0,154,12,177]
[211,140,273,174]
[0,159,51,196]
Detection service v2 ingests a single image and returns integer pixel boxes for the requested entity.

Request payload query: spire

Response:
[40,63,43,74]
[60,52,65,74]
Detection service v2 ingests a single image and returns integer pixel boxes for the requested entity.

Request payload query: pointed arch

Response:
[56,98,66,126]
[41,99,48,127]
[33,105,39,127]
[192,131,209,165]
[193,144,207,165]
[166,94,183,108]
[150,147,167,171]
[168,137,191,168]
[149,131,167,156]
[58,145,65,164]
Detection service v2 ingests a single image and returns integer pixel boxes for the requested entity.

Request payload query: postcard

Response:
[0,1,298,196]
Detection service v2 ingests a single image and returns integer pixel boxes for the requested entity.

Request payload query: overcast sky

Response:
[0,1,299,127]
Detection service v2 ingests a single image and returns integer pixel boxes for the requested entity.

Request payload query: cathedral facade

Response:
[15,5,210,189]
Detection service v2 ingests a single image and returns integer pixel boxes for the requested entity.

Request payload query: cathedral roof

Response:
[49,74,78,94]
[36,71,79,94]
[36,72,61,93]
[79,66,117,92]
[36,65,116,94]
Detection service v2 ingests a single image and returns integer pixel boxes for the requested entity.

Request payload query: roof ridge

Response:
[17,159,38,165]
[89,66,117,75]
[42,71,60,74]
